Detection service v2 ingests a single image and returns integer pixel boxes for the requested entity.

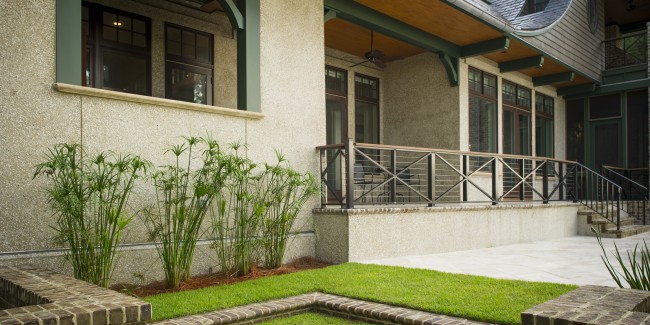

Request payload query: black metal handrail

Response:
[603,32,647,69]
[602,165,648,225]
[317,140,624,230]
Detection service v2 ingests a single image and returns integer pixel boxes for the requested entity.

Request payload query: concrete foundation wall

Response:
[314,204,580,263]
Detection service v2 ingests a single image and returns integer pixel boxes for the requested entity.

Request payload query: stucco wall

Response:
[0,0,324,282]
[314,203,580,263]
[382,53,461,150]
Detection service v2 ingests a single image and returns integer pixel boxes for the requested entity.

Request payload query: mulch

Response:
[112,257,331,297]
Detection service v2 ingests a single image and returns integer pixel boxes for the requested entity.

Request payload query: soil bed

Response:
[113,257,331,297]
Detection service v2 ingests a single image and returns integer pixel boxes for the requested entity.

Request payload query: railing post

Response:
[390,149,397,203]
[573,166,579,203]
[491,158,497,205]
[542,160,549,204]
[320,148,325,208]
[617,187,621,231]
[559,162,564,201]
[428,153,435,207]
[644,198,647,225]
[462,155,468,202]
[345,138,355,209]
[519,158,524,201]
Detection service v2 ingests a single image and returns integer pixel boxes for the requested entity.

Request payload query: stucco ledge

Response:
[53,83,264,119]
[313,202,582,215]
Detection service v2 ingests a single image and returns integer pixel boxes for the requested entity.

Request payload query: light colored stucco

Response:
[314,203,580,263]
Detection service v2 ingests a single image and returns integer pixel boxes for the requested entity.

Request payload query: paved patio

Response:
[362,231,650,287]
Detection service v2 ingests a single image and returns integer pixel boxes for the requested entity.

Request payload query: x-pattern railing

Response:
[318,140,625,230]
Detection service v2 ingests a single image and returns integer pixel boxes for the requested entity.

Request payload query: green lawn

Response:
[143,263,577,325]
[259,312,370,324]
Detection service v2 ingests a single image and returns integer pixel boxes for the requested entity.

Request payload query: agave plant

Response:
[595,227,650,290]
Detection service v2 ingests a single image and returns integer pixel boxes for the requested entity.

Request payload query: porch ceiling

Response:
[325,0,592,88]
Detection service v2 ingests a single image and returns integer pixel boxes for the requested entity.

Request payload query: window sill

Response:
[53,83,264,120]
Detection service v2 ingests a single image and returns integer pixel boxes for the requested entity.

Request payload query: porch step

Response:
[578,209,650,238]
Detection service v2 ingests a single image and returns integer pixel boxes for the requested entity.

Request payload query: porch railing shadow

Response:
[318,140,631,231]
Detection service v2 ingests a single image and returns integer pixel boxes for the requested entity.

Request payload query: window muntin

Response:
[354,74,379,144]
[165,24,214,105]
[468,67,497,154]
[535,93,555,158]
[83,3,151,95]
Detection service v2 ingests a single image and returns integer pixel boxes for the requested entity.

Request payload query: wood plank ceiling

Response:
[325,0,590,88]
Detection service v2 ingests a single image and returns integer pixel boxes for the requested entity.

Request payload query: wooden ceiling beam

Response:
[324,0,461,57]
[533,71,575,86]
[460,36,509,58]
[499,55,544,73]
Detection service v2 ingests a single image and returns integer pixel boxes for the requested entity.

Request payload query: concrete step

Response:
[598,224,650,239]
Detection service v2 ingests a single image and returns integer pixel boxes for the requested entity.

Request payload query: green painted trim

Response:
[324,0,460,57]
[236,0,260,112]
[324,9,337,23]
[460,36,509,57]
[532,71,574,86]
[439,53,459,86]
[217,0,244,30]
[602,64,647,76]
[563,78,650,98]
[56,0,81,85]
[440,0,601,85]
[558,83,596,97]
[499,55,544,73]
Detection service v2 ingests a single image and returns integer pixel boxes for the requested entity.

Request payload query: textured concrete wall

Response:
[383,53,460,150]
[314,204,580,263]
[0,0,324,283]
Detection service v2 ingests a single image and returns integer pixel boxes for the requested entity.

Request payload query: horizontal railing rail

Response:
[603,32,647,69]
[318,140,624,230]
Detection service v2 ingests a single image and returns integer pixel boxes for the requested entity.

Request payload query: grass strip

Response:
[144,263,577,325]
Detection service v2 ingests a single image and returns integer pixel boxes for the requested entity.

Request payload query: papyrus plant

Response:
[34,144,148,287]
[145,137,228,288]
[254,151,318,268]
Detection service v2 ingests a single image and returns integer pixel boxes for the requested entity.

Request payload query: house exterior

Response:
[0,0,648,283]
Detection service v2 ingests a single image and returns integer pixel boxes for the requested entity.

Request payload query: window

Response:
[535,93,554,158]
[83,3,151,95]
[165,24,214,105]
[468,68,497,154]
[502,81,531,156]
[354,74,379,144]
[566,99,585,163]
[520,0,549,15]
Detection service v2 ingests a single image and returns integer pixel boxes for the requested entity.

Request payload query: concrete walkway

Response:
[362,232,650,287]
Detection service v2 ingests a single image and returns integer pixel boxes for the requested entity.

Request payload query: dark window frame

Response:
[468,67,498,156]
[502,80,532,156]
[82,2,152,96]
[164,23,214,105]
[535,92,555,158]
[325,65,348,144]
[354,73,380,144]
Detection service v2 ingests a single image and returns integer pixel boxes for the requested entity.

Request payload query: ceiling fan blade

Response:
[381,55,404,62]
[368,50,384,58]
[349,59,370,68]
[373,59,387,68]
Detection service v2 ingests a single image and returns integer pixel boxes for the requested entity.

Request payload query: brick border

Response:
[155,292,488,325]
[0,266,151,325]
[522,285,650,325]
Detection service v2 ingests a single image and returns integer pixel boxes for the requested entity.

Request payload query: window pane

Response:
[133,33,146,48]
[120,16,132,31]
[196,34,210,62]
[519,114,530,155]
[355,75,378,100]
[355,101,378,144]
[484,75,496,97]
[103,12,117,27]
[182,30,195,59]
[627,90,648,168]
[168,27,181,42]
[469,69,481,92]
[325,67,346,93]
[133,19,146,34]
[503,110,515,154]
[536,117,554,157]
[566,99,585,163]
[503,82,516,103]
[102,26,117,41]
[517,88,531,108]
[590,94,621,119]
[469,96,496,153]
[102,51,147,95]
[170,67,208,104]
[118,29,131,44]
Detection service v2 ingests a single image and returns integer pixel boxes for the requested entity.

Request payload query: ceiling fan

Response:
[349,30,402,68]
[627,0,650,11]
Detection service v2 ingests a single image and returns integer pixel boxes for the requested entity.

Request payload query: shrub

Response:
[595,227,650,290]
[34,144,148,287]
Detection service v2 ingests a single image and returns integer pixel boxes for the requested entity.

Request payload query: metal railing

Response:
[603,32,647,69]
[318,140,624,230]
[602,165,648,225]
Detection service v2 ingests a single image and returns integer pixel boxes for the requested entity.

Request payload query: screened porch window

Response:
[468,68,497,154]
[535,93,554,158]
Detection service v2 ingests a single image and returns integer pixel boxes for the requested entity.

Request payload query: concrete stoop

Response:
[578,209,650,238]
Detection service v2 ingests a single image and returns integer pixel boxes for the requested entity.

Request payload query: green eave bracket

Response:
[460,37,509,57]
[217,0,244,30]
[499,55,544,73]
[325,9,337,22]
[557,83,596,97]
[439,53,459,87]
[533,71,574,86]
[324,0,460,57]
